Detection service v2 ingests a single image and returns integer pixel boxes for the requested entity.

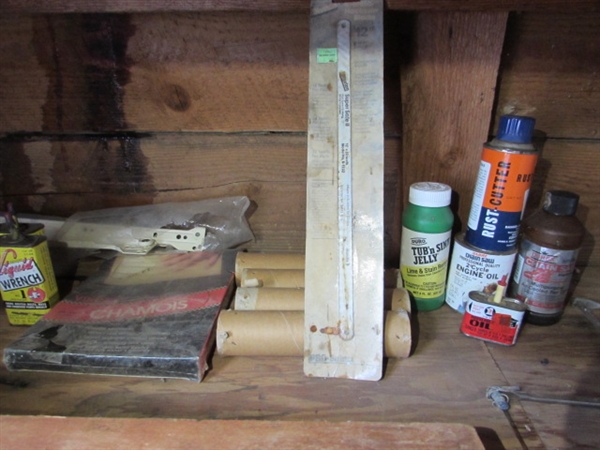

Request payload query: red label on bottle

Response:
[512,239,579,315]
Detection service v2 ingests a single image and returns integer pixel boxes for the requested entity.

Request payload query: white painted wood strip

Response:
[304,0,385,381]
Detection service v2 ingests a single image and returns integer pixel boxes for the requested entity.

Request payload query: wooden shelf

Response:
[1,269,598,449]
[1,0,599,14]
[1,417,488,449]
[0,3,598,447]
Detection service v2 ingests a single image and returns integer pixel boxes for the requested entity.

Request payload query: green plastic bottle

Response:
[400,182,454,311]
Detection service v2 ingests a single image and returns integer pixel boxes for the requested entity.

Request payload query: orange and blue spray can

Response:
[465,115,538,252]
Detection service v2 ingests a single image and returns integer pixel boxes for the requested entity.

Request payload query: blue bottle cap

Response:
[496,115,536,144]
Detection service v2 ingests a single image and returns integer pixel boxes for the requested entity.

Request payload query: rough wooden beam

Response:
[1,0,598,14]
[399,11,508,229]
[0,417,485,449]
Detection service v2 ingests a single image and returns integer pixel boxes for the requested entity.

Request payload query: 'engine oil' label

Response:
[400,229,451,299]
[445,234,516,313]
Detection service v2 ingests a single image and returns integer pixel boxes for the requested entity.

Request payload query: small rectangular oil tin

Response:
[460,291,526,346]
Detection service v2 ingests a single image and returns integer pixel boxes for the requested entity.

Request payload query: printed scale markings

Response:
[336,19,353,341]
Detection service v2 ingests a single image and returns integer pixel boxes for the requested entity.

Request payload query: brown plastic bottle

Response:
[510,190,585,325]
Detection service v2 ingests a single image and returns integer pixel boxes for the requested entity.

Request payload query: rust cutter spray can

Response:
[465,115,538,252]
[460,278,526,346]
[0,213,59,325]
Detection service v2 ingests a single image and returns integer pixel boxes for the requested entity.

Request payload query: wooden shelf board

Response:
[2,0,599,14]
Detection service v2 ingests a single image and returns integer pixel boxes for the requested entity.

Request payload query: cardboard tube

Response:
[235,264,404,289]
[234,287,410,313]
[216,310,411,358]
[240,269,305,288]
[236,252,399,290]
[235,253,304,285]
[235,287,304,311]
[217,310,304,356]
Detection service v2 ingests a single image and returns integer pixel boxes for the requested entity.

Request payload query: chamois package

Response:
[3,250,236,381]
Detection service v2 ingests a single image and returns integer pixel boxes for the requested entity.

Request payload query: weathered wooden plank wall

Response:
[0,10,598,267]
[494,12,600,268]
[398,11,508,230]
[2,0,599,14]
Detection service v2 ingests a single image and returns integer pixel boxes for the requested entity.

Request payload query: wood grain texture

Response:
[2,138,594,267]
[0,304,519,449]
[0,7,599,450]
[0,134,403,266]
[0,417,485,449]
[0,13,308,134]
[0,18,48,133]
[1,272,597,449]
[0,13,403,135]
[486,287,600,448]
[494,12,600,139]
[387,0,600,11]
[399,11,508,229]
[524,139,600,267]
[2,0,599,14]
[4,12,596,136]
[1,11,598,269]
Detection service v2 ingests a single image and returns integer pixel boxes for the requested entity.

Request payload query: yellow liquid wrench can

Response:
[0,217,59,325]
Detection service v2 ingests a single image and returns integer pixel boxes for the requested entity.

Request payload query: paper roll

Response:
[217,310,304,357]
[240,269,305,288]
[216,309,411,358]
[235,253,305,285]
[234,287,304,311]
[235,252,400,290]
[234,287,410,313]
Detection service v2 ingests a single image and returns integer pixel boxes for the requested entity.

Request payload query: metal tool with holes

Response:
[304,0,385,381]
[57,222,206,254]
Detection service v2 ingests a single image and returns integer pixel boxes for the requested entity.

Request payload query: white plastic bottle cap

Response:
[409,182,452,207]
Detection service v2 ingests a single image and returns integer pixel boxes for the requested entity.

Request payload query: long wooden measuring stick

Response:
[304,0,385,381]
